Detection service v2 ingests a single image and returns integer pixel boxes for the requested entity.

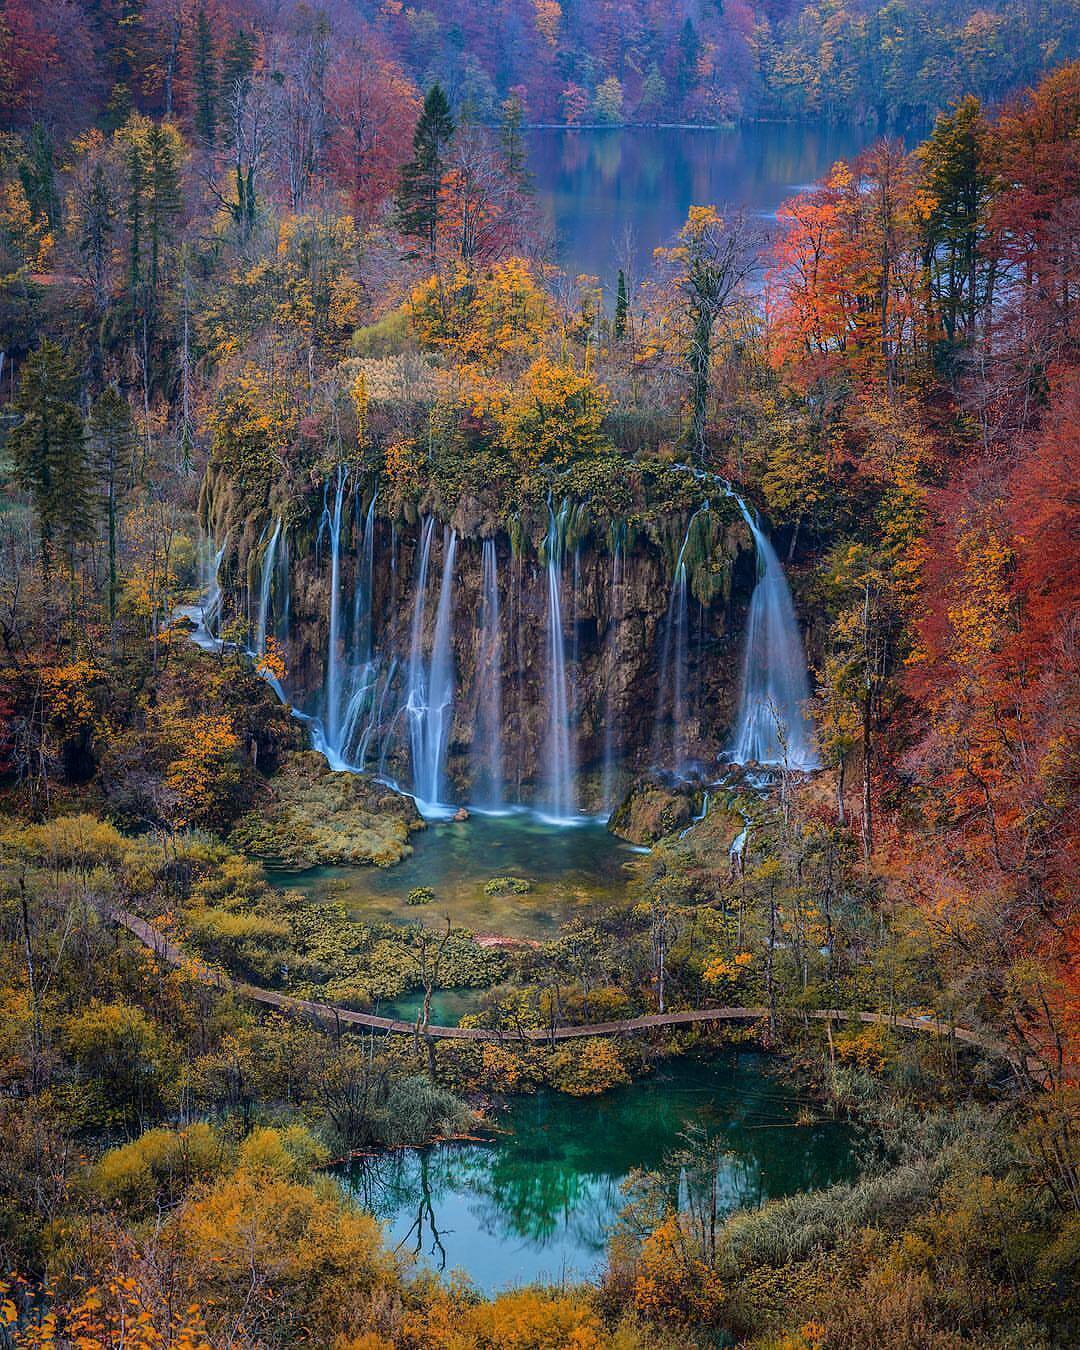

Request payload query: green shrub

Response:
[483,876,531,896]
[406,886,435,905]
[90,1123,227,1208]
[384,1075,470,1144]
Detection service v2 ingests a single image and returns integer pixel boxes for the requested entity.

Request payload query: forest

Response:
[0,0,1077,1347]
[4,0,1080,133]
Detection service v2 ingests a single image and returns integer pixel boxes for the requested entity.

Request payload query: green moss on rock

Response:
[229,751,424,867]
[483,876,531,896]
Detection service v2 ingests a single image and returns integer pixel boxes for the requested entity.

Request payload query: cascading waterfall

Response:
[652,508,707,777]
[729,497,820,770]
[337,494,380,769]
[321,467,348,753]
[406,523,458,813]
[201,535,226,635]
[255,517,281,654]
[543,500,577,821]
[473,538,505,809]
[224,467,823,827]
[600,537,623,812]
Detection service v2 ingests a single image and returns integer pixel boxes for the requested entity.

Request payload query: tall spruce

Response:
[499,93,529,186]
[193,7,218,148]
[88,387,135,625]
[8,344,95,626]
[396,84,455,268]
[146,122,181,294]
[921,96,997,353]
[614,269,629,341]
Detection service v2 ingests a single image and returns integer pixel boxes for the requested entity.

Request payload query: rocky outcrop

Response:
[608,776,700,845]
[206,475,757,809]
[229,751,424,867]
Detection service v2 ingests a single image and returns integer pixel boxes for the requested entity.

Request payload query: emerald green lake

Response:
[339,1054,857,1295]
[270,813,643,939]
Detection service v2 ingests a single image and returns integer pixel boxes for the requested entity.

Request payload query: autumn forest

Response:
[0,1,1077,1347]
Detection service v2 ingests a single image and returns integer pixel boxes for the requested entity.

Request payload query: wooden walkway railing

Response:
[111,908,1034,1069]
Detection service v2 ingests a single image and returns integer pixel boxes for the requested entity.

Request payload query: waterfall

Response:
[652,509,704,777]
[255,517,281,654]
[542,499,577,821]
[176,533,227,652]
[473,538,505,809]
[406,523,458,813]
[600,539,623,812]
[201,535,226,636]
[322,467,348,753]
[729,498,820,770]
[337,493,380,768]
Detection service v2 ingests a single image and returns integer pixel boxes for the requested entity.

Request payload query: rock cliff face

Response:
[207,475,757,814]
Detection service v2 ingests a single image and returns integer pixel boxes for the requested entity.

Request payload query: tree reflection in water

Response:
[338,1054,857,1293]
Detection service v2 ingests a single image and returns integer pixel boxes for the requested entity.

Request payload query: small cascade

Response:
[729,497,820,770]
[322,467,348,753]
[600,537,623,812]
[201,535,226,636]
[176,534,227,652]
[354,493,377,666]
[255,517,282,654]
[473,538,505,809]
[337,494,380,769]
[543,499,577,821]
[406,524,458,813]
[652,508,705,777]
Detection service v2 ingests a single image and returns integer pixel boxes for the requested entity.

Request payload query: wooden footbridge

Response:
[112,908,1037,1072]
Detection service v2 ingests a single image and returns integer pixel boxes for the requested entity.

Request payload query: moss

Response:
[483,876,531,896]
[229,751,424,868]
[608,776,698,846]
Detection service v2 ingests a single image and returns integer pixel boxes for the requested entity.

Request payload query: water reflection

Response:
[339,1055,857,1293]
[269,814,640,938]
[527,124,877,291]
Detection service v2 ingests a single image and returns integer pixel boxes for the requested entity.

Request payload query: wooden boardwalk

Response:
[112,908,1030,1067]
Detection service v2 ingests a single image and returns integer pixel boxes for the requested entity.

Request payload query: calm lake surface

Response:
[339,1054,858,1295]
[526,123,875,292]
[271,813,642,939]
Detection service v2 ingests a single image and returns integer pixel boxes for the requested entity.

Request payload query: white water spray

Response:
[543,499,577,821]
[729,498,820,770]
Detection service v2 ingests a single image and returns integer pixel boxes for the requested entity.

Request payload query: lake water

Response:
[527,123,875,294]
[339,1054,857,1295]
[271,813,644,940]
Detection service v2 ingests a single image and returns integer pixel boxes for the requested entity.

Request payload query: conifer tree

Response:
[146,121,181,293]
[499,92,528,185]
[921,96,997,352]
[614,269,629,341]
[88,387,134,624]
[8,344,95,622]
[193,7,218,148]
[396,84,455,269]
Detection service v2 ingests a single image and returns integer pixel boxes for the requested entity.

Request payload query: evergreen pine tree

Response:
[193,7,218,148]
[614,269,629,341]
[499,93,529,186]
[146,122,181,294]
[8,344,95,612]
[125,132,147,297]
[18,125,61,233]
[88,387,134,624]
[922,96,996,350]
[396,84,455,268]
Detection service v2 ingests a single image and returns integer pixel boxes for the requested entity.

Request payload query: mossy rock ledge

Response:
[230,752,424,867]
[608,776,699,846]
